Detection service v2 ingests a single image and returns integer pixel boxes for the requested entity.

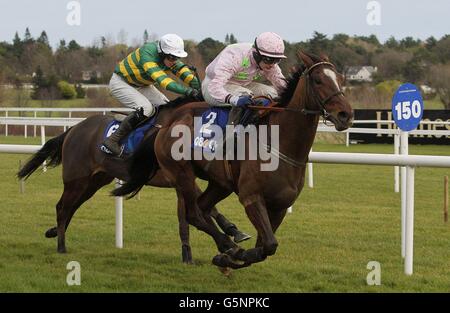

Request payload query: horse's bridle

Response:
[248,61,345,123]
[300,61,345,120]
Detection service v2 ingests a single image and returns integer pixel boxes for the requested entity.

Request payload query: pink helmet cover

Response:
[255,32,287,58]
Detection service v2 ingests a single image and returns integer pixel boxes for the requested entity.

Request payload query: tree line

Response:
[0,29,449,108]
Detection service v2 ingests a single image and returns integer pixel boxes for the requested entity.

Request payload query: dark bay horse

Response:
[113,51,354,269]
[17,97,250,263]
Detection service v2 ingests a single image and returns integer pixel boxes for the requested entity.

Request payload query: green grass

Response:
[0,136,449,292]
[1,89,88,109]
[27,98,89,108]
[424,96,446,110]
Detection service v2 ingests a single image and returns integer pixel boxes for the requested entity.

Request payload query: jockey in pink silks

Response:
[202,32,288,126]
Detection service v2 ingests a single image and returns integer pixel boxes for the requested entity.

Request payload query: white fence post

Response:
[394,132,400,193]
[115,179,123,248]
[5,110,8,136]
[400,131,409,258]
[405,166,415,275]
[308,148,314,188]
[41,126,47,172]
[33,111,37,137]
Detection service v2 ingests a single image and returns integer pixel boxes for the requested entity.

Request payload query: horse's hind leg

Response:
[196,183,251,243]
[177,182,242,265]
[177,194,192,264]
[54,177,90,253]
[172,172,236,254]
[212,210,251,243]
[50,173,113,253]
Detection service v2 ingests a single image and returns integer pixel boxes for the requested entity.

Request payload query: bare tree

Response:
[130,37,142,48]
[427,64,450,109]
[372,49,412,80]
[14,84,30,116]
[86,87,120,108]
[117,29,128,45]
[0,74,5,105]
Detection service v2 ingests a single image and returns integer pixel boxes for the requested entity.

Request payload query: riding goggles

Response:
[261,56,281,64]
[165,54,180,62]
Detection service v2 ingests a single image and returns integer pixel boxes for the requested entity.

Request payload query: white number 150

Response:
[394,100,421,120]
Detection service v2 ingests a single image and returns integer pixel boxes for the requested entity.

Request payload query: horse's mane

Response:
[277,52,325,107]
[277,65,306,107]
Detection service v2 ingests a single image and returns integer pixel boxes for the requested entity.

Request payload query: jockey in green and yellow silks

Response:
[103,34,201,157]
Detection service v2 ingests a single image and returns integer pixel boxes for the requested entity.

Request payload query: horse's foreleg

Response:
[254,207,288,246]
[242,198,278,257]
[213,197,278,268]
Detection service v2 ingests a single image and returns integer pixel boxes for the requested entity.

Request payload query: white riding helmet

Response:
[158,34,188,58]
[254,32,287,59]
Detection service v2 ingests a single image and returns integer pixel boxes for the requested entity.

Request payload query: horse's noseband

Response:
[301,61,345,119]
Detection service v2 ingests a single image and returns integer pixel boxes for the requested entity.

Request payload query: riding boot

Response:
[103,109,146,156]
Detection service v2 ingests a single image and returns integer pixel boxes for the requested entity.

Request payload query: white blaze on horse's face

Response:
[323,68,341,92]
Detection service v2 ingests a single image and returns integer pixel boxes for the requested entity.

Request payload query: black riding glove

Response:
[187,88,203,101]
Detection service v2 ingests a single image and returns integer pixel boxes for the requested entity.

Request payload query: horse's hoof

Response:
[218,266,232,277]
[57,247,67,253]
[181,245,193,264]
[213,254,230,268]
[212,253,246,269]
[45,227,57,238]
[233,231,251,243]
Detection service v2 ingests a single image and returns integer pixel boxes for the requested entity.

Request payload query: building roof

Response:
[346,66,377,75]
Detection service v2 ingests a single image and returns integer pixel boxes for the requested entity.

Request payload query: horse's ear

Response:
[297,50,314,68]
[319,53,330,62]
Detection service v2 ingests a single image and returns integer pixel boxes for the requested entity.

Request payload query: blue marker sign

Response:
[392,83,423,131]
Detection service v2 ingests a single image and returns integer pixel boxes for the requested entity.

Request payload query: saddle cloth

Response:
[101,113,158,156]
[192,107,229,154]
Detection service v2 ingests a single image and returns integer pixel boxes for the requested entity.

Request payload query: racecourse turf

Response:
[0,135,449,292]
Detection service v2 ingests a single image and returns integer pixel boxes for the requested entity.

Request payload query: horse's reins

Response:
[248,61,345,122]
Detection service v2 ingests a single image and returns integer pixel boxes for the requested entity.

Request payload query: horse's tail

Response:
[111,129,159,199]
[17,128,71,180]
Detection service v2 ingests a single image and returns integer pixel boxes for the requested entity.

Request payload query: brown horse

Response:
[17,97,250,263]
[113,51,354,269]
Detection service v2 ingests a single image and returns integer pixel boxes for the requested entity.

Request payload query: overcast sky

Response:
[1,0,449,48]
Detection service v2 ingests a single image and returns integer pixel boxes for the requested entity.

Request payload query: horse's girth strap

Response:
[224,160,234,183]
